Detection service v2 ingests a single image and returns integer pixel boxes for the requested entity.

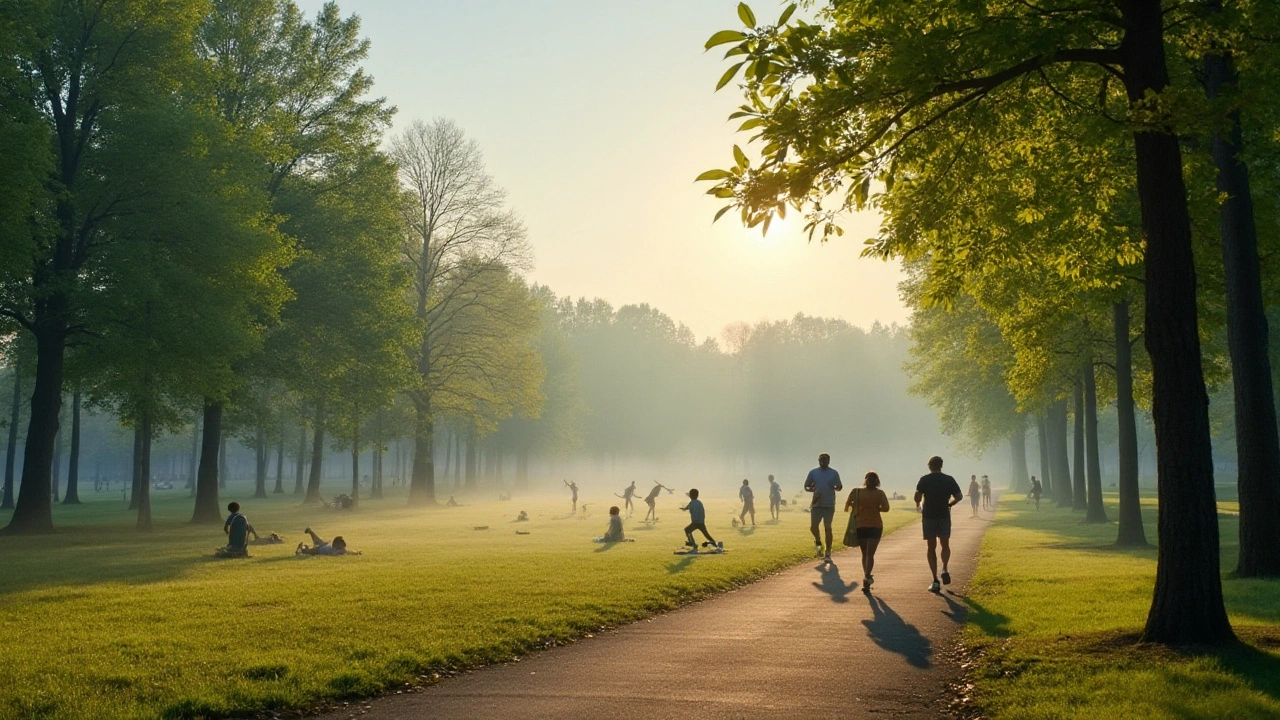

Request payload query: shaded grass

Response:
[964,493,1280,719]
[0,485,916,719]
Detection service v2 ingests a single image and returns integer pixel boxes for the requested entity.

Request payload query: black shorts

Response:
[922,517,952,540]
[855,527,883,541]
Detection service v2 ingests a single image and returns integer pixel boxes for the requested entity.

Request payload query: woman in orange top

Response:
[842,471,892,590]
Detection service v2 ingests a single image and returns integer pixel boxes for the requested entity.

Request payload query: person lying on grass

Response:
[594,506,633,543]
[295,527,362,556]
[217,502,256,557]
[249,532,286,545]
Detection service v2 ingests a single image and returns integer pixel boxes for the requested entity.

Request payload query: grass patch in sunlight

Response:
[963,493,1280,719]
[0,485,917,719]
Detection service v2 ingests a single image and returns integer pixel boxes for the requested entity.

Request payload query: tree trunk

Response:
[408,398,436,506]
[372,442,384,499]
[190,401,223,524]
[63,386,81,504]
[51,417,62,503]
[1009,426,1029,493]
[1072,377,1087,511]
[136,411,153,532]
[2,366,19,510]
[443,430,452,478]
[1204,47,1280,577]
[218,435,227,489]
[1050,400,1072,507]
[454,432,462,489]
[187,416,199,496]
[1084,355,1108,523]
[2,310,68,534]
[517,446,530,490]
[1114,301,1148,546]
[128,425,141,510]
[304,404,326,504]
[294,425,307,496]
[273,422,284,494]
[253,421,268,499]
[465,432,477,490]
[1121,0,1232,644]
[351,421,360,508]
[1036,413,1051,495]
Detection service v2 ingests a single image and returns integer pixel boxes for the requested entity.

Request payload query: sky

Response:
[298,0,908,342]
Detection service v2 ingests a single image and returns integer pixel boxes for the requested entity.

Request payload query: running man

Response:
[915,456,963,592]
[967,476,981,518]
[616,481,639,517]
[981,475,993,510]
[768,475,782,520]
[1028,476,1043,510]
[564,479,579,514]
[643,481,673,522]
[804,453,843,562]
[680,488,720,551]
[738,479,756,526]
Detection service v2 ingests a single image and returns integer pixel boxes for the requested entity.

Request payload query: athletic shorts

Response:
[810,506,836,528]
[922,517,952,540]
[742,499,754,512]
[855,527,883,541]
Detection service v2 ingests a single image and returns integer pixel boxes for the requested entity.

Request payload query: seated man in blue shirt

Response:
[220,502,257,557]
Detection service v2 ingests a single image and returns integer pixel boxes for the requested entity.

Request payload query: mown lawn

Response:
[963,492,1280,719]
[0,483,916,720]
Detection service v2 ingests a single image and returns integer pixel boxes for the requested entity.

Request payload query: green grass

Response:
[0,484,916,720]
[964,493,1280,719]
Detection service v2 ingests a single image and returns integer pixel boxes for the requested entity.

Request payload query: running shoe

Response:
[823,554,832,563]
[928,580,941,593]
[941,571,952,585]
[865,575,874,588]
[814,543,823,558]
[717,541,724,550]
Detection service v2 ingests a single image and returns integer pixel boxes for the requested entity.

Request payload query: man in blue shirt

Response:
[804,453,843,562]
[915,456,963,592]
[680,488,720,552]
[738,479,755,526]
[221,502,256,557]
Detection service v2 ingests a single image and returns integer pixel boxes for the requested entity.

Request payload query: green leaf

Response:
[738,2,756,28]
[716,62,746,91]
[733,144,749,169]
[738,118,765,131]
[695,169,733,182]
[705,30,746,50]
[713,205,733,223]
[778,4,796,25]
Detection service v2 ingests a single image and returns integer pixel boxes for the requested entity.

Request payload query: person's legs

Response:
[865,536,881,576]
[740,505,747,524]
[925,536,939,581]
[683,522,697,547]
[809,508,822,549]
[749,504,755,525]
[305,528,326,546]
[646,500,656,521]
[696,524,717,545]
[821,508,834,555]
[940,537,951,573]
[858,538,870,577]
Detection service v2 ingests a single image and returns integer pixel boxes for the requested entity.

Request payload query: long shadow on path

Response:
[811,562,857,603]
[861,593,932,668]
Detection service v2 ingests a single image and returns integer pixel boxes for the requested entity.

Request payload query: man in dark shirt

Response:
[915,456,963,592]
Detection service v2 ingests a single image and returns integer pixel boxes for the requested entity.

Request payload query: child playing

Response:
[595,506,630,543]
[680,489,721,552]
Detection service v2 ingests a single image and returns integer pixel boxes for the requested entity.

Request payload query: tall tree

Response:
[389,118,536,506]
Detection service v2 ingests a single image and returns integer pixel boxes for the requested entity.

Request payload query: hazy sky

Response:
[298,0,907,341]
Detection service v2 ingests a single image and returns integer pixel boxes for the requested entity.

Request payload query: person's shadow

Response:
[811,562,857,603]
[862,594,932,668]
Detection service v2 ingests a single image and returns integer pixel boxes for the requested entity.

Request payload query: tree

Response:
[702,1,1230,643]
[389,118,536,506]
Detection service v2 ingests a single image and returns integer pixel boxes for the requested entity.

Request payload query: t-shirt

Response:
[916,472,963,519]
[769,482,781,501]
[968,480,980,498]
[623,485,637,499]
[685,498,706,524]
[739,486,754,502]
[805,467,843,508]
[602,515,625,542]
[314,544,346,556]
[224,513,248,551]
[646,486,663,502]
[850,487,891,529]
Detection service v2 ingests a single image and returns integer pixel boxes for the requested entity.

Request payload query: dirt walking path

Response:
[317,504,995,720]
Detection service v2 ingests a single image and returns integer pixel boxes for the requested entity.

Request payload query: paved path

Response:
[317,506,994,720]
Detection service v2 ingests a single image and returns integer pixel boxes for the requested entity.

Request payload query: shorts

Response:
[742,499,755,512]
[855,527,883,541]
[810,506,836,529]
[922,517,952,540]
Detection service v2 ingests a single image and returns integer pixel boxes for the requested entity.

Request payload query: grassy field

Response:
[963,492,1280,719]
[0,482,917,720]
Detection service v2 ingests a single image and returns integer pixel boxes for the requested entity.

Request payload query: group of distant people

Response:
[216,501,359,558]
[966,475,993,517]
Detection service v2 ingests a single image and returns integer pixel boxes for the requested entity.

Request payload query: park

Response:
[2,1,1280,718]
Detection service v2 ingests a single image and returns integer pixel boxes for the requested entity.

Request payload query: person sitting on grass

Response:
[595,506,631,543]
[680,489,721,552]
[296,527,362,556]
[218,502,257,556]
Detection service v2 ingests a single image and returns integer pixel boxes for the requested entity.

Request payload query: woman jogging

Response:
[967,476,981,518]
[842,472,891,591]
